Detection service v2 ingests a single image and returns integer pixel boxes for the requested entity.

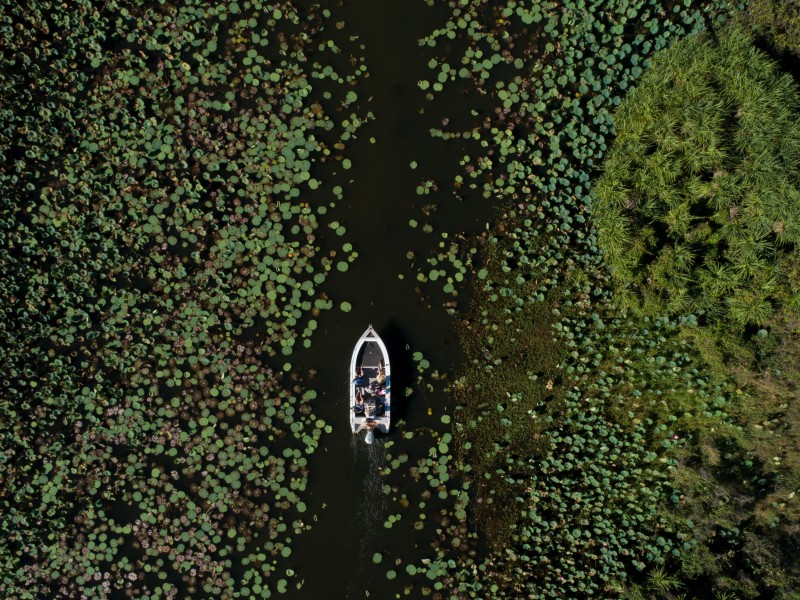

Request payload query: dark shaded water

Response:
[281,0,495,597]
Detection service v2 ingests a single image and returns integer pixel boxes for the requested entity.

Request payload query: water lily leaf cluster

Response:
[0,1,368,597]
[395,0,776,598]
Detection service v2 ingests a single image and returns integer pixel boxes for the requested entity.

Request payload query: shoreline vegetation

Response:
[3,0,800,599]
[434,2,800,599]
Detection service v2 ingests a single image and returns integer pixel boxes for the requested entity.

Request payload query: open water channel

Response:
[279,0,495,597]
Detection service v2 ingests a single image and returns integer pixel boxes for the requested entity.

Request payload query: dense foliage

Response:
[740,0,800,56]
[4,0,800,599]
[407,1,800,599]
[592,27,800,328]
[1,1,366,597]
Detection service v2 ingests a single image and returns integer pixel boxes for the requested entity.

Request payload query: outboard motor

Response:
[365,429,375,445]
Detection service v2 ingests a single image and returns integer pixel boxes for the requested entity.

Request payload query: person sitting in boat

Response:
[353,389,366,413]
[355,419,376,433]
[364,400,376,418]
[353,366,366,390]
[376,360,386,386]
[355,419,377,444]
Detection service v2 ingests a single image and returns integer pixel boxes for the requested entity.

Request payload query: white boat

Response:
[350,324,390,444]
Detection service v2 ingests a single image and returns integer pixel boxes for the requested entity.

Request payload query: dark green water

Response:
[282,0,494,597]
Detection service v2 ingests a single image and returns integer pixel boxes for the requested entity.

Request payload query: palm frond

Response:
[664,202,694,237]
[701,260,739,295]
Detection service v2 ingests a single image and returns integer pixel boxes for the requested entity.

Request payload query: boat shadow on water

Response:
[379,320,416,426]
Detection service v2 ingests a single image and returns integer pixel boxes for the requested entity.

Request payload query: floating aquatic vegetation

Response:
[1,0,370,597]
[414,0,735,309]
[392,0,760,598]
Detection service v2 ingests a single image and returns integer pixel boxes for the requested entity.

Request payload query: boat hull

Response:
[349,325,391,436]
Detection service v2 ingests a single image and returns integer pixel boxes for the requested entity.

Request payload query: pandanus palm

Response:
[592,26,800,328]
